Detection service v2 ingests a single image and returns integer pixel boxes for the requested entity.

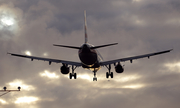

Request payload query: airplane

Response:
[8,11,172,81]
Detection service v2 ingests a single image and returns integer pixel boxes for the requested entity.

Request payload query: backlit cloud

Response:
[122,84,145,89]
[8,79,35,91]
[0,99,8,104]
[0,0,179,108]
[39,70,59,79]
[164,61,180,72]
[15,96,39,104]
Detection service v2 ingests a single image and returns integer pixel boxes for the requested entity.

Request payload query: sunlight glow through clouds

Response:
[1,16,14,26]
[164,62,180,72]
[114,74,141,82]
[0,5,20,35]
[166,18,180,25]
[15,96,39,104]
[0,9,15,28]
[78,74,91,81]
[8,79,35,91]
[0,99,8,104]
[40,70,59,79]
[132,0,142,2]
[122,84,144,89]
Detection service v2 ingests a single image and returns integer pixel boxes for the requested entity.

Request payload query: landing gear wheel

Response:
[105,65,114,79]
[106,72,109,78]
[69,73,72,79]
[74,73,77,79]
[93,69,97,81]
[110,72,113,78]
[93,77,97,81]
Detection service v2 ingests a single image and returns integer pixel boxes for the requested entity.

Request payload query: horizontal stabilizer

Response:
[53,44,81,49]
[91,43,118,49]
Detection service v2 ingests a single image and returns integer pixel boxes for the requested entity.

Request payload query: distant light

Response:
[40,70,59,79]
[15,96,39,104]
[43,53,48,56]
[25,51,31,56]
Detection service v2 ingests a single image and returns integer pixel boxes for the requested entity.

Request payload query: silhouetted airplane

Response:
[8,11,172,81]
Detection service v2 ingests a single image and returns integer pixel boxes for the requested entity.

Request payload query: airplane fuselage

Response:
[79,43,101,72]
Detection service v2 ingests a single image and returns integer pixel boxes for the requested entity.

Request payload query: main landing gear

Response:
[69,65,77,79]
[106,64,113,79]
[93,69,97,81]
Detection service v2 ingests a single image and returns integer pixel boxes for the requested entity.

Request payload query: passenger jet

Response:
[8,11,172,81]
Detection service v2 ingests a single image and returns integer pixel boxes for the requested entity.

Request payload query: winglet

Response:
[84,10,88,43]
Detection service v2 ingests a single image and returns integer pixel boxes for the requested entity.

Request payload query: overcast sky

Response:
[0,0,180,108]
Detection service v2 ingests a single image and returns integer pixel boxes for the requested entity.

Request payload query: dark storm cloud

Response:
[0,0,180,108]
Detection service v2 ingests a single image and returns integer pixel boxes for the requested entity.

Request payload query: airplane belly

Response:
[82,63,101,72]
[79,52,97,66]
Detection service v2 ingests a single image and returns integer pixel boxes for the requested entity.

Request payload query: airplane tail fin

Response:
[84,10,88,44]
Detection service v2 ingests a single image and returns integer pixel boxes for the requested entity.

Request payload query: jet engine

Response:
[115,64,124,73]
[60,66,70,74]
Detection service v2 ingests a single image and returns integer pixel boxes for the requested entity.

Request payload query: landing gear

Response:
[69,65,77,79]
[106,64,113,79]
[93,69,97,81]
[69,73,77,79]
[106,72,113,78]
[93,77,97,81]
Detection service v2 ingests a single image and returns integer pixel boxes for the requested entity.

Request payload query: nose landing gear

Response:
[93,68,97,81]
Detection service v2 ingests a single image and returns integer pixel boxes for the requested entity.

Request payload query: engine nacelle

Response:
[115,64,124,73]
[60,66,70,74]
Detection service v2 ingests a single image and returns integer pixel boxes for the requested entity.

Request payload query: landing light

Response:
[25,51,31,56]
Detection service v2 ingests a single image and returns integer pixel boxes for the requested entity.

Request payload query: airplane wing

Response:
[8,53,82,66]
[100,49,173,66]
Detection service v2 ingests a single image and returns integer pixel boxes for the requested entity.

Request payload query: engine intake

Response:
[115,64,124,73]
[60,66,70,74]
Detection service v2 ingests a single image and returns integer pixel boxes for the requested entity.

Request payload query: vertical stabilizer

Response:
[84,10,88,43]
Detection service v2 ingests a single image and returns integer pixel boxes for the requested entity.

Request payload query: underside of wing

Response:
[8,53,82,66]
[100,49,173,66]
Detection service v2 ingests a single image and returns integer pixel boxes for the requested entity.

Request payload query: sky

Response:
[0,0,180,108]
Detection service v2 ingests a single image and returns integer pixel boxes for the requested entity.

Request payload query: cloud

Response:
[0,0,180,108]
